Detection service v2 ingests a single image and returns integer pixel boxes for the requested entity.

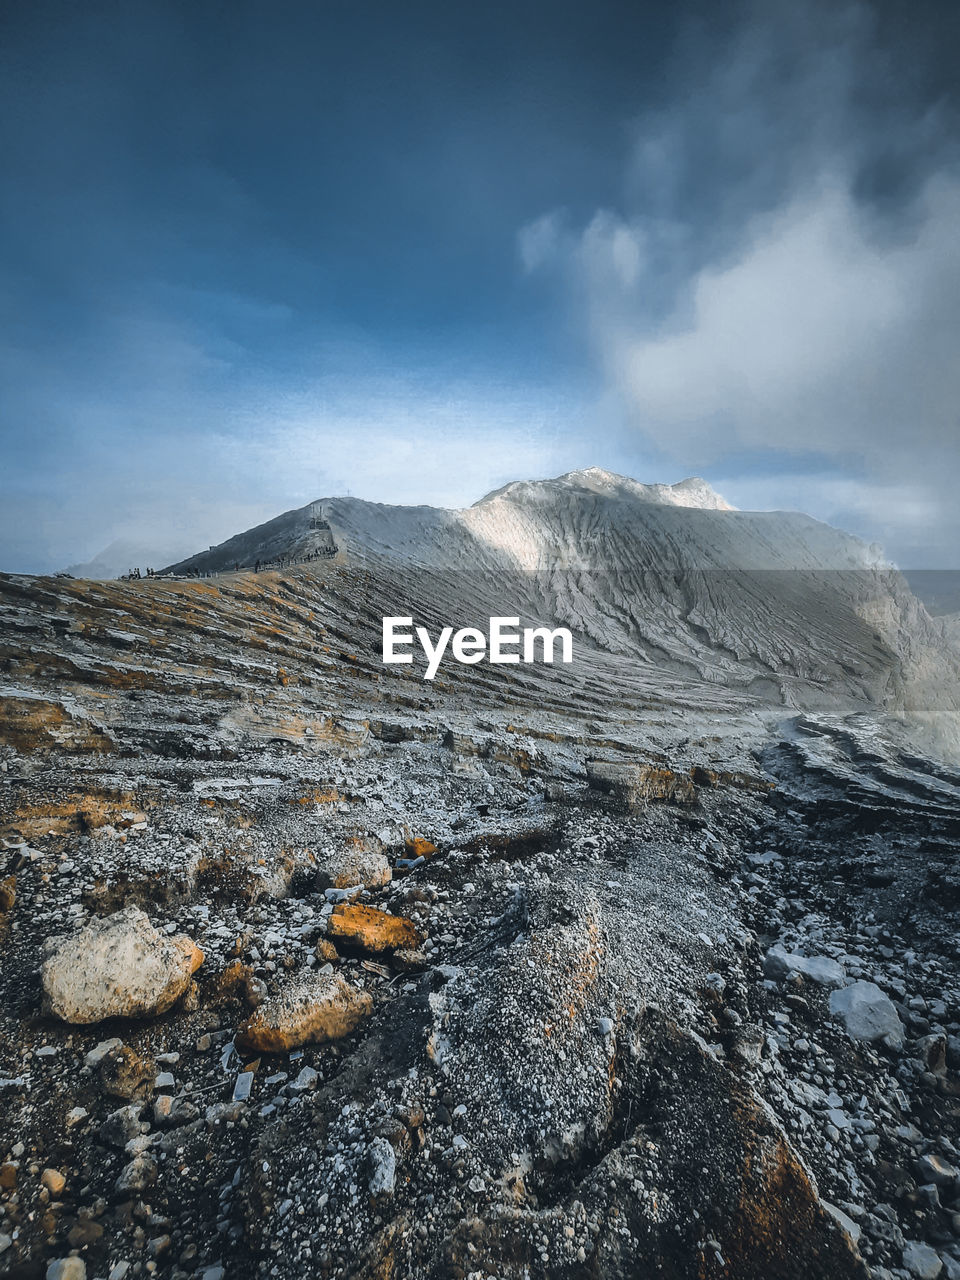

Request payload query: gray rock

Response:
[99,1104,145,1148]
[367,1136,396,1196]
[902,1241,943,1279]
[864,1213,905,1250]
[821,1200,861,1245]
[289,1066,319,1094]
[46,1261,86,1280]
[114,1152,157,1195]
[316,845,391,892]
[917,1153,960,1187]
[168,1098,200,1127]
[84,1037,122,1068]
[829,981,905,1047]
[764,945,845,988]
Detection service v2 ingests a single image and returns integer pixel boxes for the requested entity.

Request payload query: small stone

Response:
[167,1098,199,1127]
[367,1137,396,1196]
[288,1066,319,1094]
[98,1046,155,1101]
[821,1201,861,1245]
[153,1096,174,1124]
[46,1261,86,1280]
[85,1038,122,1068]
[100,1105,145,1148]
[40,1168,66,1195]
[67,1221,103,1249]
[114,1153,157,1195]
[147,1235,170,1259]
[65,1106,88,1129]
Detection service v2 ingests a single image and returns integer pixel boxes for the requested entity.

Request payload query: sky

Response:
[1,0,958,573]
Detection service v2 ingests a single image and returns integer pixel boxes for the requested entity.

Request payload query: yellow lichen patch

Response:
[3,792,148,840]
[0,875,16,913]
[327,904,423,955]
[405,836,437,859]
[0,694,115,754]
[289,788,342,806]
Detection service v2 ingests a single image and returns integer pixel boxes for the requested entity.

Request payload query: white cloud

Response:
[517,1,960,562]
[517,211,565,274]
[595,172,960,468]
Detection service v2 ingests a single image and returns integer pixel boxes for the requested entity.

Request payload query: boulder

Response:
[917,1153,959,1187]
[764,945,845,988]
[902,1241,943,1279]
[829,981,904,1048]
[327,904,423,955]
[236,972,373,1052]
[586,760,697,808]
[41,906,203,1024]
[317,838,391,891]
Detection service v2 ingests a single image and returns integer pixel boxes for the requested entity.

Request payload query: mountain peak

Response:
[475,468,736,511]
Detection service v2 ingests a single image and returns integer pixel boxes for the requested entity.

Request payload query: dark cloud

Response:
[521,0,960,564]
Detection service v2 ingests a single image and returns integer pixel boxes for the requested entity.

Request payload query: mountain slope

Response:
[161,470,960,746]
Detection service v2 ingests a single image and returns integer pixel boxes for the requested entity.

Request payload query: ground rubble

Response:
[3,719,956,1280]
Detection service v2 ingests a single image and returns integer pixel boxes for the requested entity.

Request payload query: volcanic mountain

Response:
[166,468,960,751]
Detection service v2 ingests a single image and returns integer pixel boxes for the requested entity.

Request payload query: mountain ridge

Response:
[163,468,874,576]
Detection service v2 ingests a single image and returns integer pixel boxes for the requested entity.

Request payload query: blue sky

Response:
[1,0,958,572]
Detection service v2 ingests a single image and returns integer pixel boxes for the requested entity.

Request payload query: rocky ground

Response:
[2,553,960,1280]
